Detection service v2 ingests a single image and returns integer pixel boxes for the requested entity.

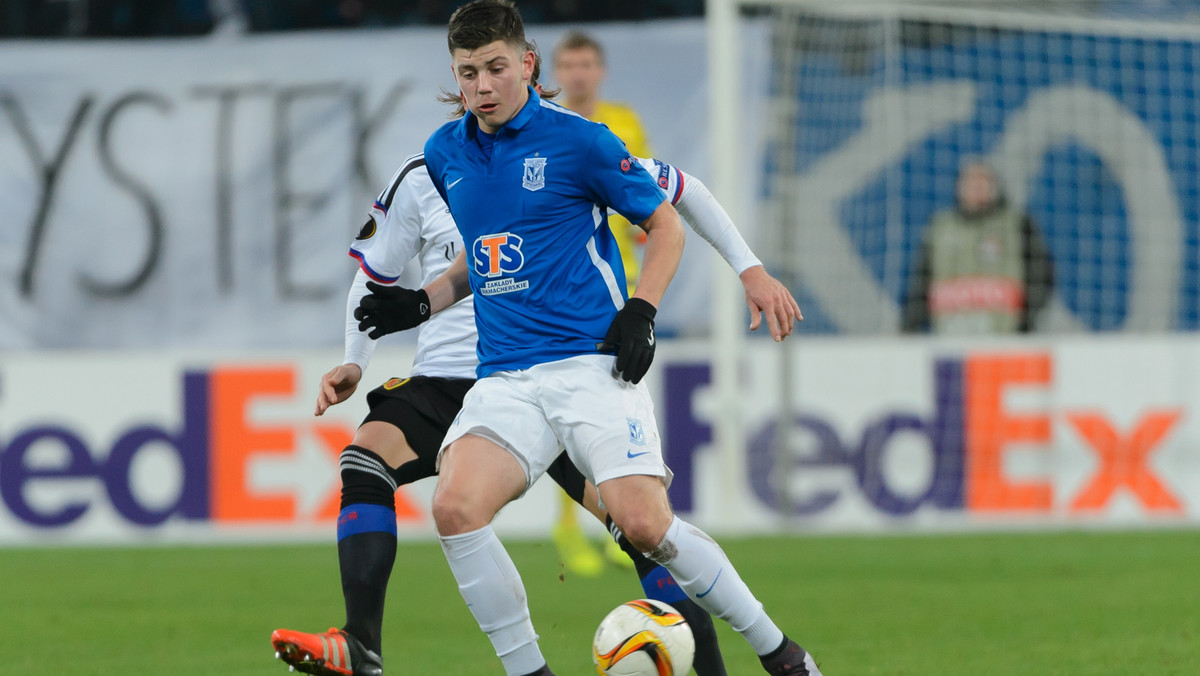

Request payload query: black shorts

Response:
[362,376,474,484]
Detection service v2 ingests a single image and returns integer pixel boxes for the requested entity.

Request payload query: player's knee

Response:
[339,445,397,511]
[431,485,486,535]
[613,513,670,553]
[353,421,417,469]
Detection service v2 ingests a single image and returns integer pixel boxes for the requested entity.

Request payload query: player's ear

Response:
[522,49,536,82]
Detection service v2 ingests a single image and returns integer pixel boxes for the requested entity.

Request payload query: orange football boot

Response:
[270,627,382,676]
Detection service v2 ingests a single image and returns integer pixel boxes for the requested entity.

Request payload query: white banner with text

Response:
[1,336,1195,545]
[0,20,736,349]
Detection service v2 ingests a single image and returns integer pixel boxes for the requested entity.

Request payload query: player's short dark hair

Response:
[447,0,527,54]
[554,30,605,65]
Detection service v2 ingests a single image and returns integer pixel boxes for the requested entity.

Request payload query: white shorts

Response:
[438,354,672,493]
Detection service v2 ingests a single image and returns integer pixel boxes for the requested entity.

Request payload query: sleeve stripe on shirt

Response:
[378,156,427,213]
[347,248,400,283]
[672,167,685,205]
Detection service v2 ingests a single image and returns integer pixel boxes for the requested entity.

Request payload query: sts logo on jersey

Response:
[473,233,529,296]
[473,233,524,277]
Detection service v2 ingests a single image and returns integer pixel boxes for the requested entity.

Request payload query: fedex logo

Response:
[663,354,1184,517]
[472,232,524,278]
[0,367,423,529]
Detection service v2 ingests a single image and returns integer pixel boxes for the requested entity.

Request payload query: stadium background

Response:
[1,1,1197,674]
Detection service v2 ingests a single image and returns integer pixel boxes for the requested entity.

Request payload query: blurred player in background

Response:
[551,28,657,579]
[268,45,800,676]
[902,159,1055,334]
[554,29,653,291]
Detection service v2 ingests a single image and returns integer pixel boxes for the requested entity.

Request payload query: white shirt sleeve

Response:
[673,168,763,275]
[342,157,434,370]
[348,156,427,282]
[343,269,376,371]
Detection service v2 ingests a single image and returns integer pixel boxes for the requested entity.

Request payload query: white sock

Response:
[439,525,545,675]
[649,516,785,655]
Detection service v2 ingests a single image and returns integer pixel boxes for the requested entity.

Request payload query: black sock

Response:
[607,516,729,676]
[672,597,727,676]
[336,445,399,656]
[760,635,791,661]
[338,531,395,655]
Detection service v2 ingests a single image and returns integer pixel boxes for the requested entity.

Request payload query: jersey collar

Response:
[503,86,541,133]
[458,85,541,142]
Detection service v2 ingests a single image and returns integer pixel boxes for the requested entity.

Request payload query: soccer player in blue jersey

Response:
[353,2,823,675]
[268,48,801,676]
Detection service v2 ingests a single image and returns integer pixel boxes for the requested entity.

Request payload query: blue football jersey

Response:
[424,88,666,377]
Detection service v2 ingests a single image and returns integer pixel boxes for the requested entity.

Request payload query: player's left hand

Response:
[740,265,803,341]
[354,281,431,339]
[598,297,657,384]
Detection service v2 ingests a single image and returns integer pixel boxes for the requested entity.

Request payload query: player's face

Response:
[452,40,535,134]
[554,47,604,102]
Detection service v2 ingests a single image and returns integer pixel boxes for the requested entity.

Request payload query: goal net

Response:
[697,0,1200,527]
[715,0,1200,336]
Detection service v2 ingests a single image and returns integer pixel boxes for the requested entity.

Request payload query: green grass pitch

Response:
[2,530,1196,674]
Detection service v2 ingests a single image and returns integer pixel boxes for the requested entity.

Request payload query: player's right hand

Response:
[315,363,362,416]
[354,281,432,339]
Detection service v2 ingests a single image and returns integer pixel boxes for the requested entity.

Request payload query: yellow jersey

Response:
[589,101,653,292]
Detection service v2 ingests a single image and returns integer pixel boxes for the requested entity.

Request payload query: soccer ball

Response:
[592,599,695,676]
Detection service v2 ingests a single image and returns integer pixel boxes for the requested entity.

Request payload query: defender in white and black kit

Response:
[269,143,798,676]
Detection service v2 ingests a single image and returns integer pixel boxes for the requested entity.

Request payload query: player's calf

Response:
[646,516,823,675]
[607,515,730,676]
[336,445,400,654]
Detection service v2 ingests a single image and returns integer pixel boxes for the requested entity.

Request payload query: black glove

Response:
[354,281,431,339]
[598,297,657,384]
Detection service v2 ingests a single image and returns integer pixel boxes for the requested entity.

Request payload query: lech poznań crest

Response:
[522,156,547,191]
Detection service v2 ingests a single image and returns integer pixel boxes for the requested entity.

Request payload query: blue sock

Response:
[336,445,400,655]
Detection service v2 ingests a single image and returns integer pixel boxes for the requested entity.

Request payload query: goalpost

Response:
[706,0,1199,523]
[706,0,748,527]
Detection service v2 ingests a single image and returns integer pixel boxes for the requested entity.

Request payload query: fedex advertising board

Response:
[669,336,1198,531]
[1,337,1197,545]
[0,352,427,544]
